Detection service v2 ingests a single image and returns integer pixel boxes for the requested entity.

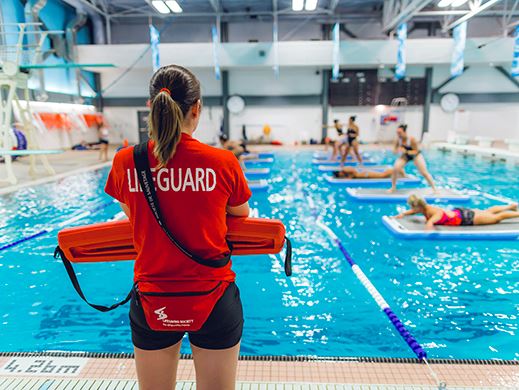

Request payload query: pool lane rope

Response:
[304,191,446,388]
[0,199,118,252]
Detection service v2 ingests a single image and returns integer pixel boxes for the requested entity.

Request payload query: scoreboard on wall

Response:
[329,69,426,106]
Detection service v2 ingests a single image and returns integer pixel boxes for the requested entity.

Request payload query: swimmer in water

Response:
[388,124,436,193]
[397,195,519,230]
[333,167,403,179]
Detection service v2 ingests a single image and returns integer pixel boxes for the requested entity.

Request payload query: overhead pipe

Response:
[64,5,87,101]
[62,0,106,44]
[24,0,48,101]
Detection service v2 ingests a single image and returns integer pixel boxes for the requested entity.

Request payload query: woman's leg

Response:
[330,141,339,160]
[341,145,351,163]
[413,154,437,191]
[191,343,240,390]
[388,158,407,192]
[474,210,519,225]
[484,203,518,214]
[353,142,363,164]
[134,341,182,390]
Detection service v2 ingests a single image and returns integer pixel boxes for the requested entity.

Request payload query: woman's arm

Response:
[120,202,130,218]
[425,210,443,230]
[393,139,400,154]
[227,202,250,217]
[396,209,418,218]
[408,137,420,154]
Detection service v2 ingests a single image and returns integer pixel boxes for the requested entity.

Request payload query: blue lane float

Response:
[244,168,270,180]
[313,151,371,160]
[248,179,269,192]
[244,158,274,166]
[383,216,519,241]
[318,165,391,173]
[243,152,275,159]
[303,190,428,361]
[0,200,117,252]
[324,175,421,187]
[346,188,471,203]
[312,159,378,166]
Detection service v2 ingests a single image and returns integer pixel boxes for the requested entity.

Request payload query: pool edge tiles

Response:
[0,353,518,388]
[0,161,111,196]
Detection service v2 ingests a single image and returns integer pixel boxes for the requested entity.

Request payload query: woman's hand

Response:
[395,213,405,219]
[425,223,435,231]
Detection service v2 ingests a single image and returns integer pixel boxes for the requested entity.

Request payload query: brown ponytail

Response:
[148,65,201,168]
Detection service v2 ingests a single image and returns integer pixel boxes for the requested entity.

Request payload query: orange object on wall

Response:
[37,112,72,131]
[83,113,106,128]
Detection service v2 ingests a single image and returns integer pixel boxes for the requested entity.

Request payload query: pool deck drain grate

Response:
[0,354,518,389]
[0,379,508,390]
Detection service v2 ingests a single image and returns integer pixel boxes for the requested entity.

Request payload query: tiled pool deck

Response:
[0,354,517,389]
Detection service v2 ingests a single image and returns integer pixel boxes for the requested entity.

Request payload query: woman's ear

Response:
[191,100,202,118]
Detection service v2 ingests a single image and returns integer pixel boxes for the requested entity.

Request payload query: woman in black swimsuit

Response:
[340,116,363,164]
[389,124,436,193]
[322,119,345,160]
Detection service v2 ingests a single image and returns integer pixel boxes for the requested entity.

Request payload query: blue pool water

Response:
[0,150,518,360]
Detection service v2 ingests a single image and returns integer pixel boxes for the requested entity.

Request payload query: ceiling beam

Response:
[443,0,503,30]
[329,0,340,14]
[382,0,433,32]
[63,0,108,17]
[208,0,221,13]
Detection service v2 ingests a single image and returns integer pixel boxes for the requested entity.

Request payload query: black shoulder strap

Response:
[133,142,231,268]
[54,247,132,312]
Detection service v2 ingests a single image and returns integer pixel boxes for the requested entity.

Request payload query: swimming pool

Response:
[0,150,518,360]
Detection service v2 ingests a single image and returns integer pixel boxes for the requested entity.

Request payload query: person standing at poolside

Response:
[340,116,363,165]
[105,65,251,390]
[388,124,436,193]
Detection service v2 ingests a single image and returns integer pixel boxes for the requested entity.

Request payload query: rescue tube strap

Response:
[133,142,231,268]
[284,236,293,277]
[54,246,132,312]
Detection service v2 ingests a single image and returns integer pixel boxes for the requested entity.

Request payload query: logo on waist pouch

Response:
[154,307,168,321]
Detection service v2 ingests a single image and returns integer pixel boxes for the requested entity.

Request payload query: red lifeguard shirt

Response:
[104,133,252,283]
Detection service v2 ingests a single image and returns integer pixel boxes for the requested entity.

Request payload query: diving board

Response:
[347,188,471,203]
[0,149,62,156]
[324,175,421,187]
[383,216,519,240]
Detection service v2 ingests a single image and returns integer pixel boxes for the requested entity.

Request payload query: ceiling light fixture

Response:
[292,0,304,11]
[451,0,469,6]
[166,0,183,13]
[151,0,170,14]
[305,0,319,11]
[438,0,454,7]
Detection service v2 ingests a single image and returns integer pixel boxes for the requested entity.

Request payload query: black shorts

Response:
[454,208,475,226]
[130,282,243,351]
[99,139,109,145]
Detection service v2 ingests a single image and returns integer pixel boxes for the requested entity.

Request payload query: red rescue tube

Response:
[57,216,286,263]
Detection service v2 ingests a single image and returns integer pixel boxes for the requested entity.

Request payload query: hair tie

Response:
[159,87,171,95]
